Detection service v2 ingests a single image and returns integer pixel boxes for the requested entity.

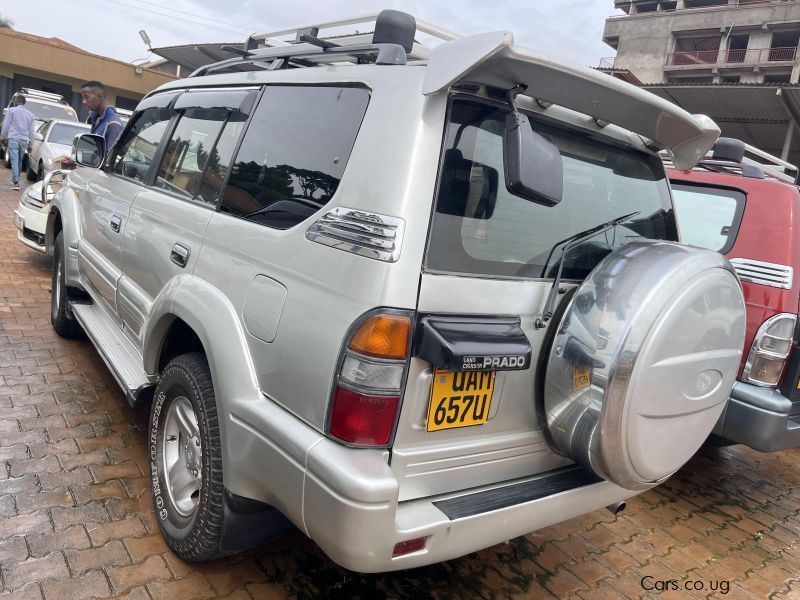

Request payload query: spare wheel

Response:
[543,241,745,491]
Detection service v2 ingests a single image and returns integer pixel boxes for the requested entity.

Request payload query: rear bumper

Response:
[714,381,800,452]
[227,396,639,573]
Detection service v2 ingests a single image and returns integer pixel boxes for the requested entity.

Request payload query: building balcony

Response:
[665,46,798,66]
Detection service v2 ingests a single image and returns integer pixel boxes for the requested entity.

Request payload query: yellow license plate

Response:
[572,365,591,391]
[427,369,495,432]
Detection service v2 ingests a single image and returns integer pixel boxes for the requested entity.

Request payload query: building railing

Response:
[598,57,618,69]
[666,46,798,65]
[609,0,787,19]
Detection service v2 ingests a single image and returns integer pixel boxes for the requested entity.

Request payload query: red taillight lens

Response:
[329,386,400,446]
[392,537,427,557]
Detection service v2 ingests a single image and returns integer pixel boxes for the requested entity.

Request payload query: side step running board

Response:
[433,466,602,520]
[70,303,155,406]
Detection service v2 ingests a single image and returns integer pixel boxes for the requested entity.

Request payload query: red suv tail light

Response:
[327,310,412,447]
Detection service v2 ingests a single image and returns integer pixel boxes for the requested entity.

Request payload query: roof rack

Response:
[16,88,66,104]
[190,10,461,77]
[663,137,800,184]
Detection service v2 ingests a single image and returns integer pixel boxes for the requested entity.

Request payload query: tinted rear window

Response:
[425,98,677,280]
[671,182,745,253]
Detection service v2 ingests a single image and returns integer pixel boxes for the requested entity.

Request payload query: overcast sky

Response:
[3,1,623,69]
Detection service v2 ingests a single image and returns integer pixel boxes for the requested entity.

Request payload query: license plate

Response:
[427,369,495,432]
[13,213,23,231]
[572,365,591,391]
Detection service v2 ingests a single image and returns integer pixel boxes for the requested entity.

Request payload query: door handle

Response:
[110,215,121,233]
[171,243,190,268]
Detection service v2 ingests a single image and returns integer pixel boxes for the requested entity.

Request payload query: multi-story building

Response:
[602,0,800,162]
[604,0,800,84]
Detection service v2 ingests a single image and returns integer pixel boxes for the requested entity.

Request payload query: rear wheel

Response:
[51,232,83,338]
[150,353,226,561]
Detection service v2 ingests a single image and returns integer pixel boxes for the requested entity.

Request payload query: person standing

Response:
[80,80,123,151]
[0,95,35,190]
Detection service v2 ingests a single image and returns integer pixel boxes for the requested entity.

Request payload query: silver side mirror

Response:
[72,133,105,168]
[41,169,67,204]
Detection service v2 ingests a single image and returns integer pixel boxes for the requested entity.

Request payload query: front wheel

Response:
[150,353,226,561]
[26,160,37,181]
[51,232,83,338]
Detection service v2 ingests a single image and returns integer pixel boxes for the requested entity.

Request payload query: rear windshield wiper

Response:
[535,211,640,329]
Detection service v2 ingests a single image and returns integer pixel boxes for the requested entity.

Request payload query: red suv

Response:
[668,138,800,451]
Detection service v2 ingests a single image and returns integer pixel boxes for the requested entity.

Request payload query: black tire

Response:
[37,161,44,182]
[150,353,226,561]
[51,232,84,338]
[26,160,37,181]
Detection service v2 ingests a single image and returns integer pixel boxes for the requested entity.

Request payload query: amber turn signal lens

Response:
[348,314,411,359]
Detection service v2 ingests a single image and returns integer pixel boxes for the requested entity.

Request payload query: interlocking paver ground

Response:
[2,165,800,598]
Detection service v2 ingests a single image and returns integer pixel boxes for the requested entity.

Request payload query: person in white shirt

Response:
[0,96,35,190]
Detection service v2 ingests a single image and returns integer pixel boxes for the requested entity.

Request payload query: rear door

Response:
[119,88,256,346]
[391,96,680,501]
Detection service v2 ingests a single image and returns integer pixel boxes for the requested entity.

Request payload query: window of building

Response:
[684,0,727,8]
[726,34,749,63]
[770,31,800,61]
[220,85,370,230]
[763,72,793,83]
[661,1,677,10]
[666,76,715,84]
[635,3,659,13]
[673,36,721,65]
[721,75,742,83]
[115,96,139,111]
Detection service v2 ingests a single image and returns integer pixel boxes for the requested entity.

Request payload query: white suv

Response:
[42,11,746,572]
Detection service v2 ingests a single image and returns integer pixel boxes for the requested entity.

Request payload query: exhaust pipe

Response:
[606,501,626,516]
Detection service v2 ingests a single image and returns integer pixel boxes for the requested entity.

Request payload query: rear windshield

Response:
[49,123,89,146]
[25,101,78,122]
[671,182,745,253]
[425,98,677,280]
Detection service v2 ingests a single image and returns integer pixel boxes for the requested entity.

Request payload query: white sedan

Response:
[26,119,90,181]
[13,180,48,253]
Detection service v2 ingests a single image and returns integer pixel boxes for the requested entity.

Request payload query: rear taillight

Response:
[743,313,797,387]
[327,311,412,447]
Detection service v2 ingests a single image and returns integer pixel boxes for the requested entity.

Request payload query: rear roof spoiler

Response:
[422,31,720,170]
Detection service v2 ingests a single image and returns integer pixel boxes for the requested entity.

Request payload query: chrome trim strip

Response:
[730,258,793,290]
[306,207,405,262]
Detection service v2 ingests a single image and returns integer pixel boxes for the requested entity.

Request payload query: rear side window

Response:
[426,98,677,281]
[671,182,745,253]
[220,85,370,230]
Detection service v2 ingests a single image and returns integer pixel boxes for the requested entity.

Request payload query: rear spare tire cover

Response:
[544,241,745,491]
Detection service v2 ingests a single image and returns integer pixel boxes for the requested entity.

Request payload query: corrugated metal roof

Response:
[641,83,800,163]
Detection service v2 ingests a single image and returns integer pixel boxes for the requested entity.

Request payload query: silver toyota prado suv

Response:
[44,11,746,572]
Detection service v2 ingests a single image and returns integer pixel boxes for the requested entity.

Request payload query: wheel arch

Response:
[143,275,262,499]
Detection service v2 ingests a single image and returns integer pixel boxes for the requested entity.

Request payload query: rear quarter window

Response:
[670,182,745,253]
[220,85,370,230]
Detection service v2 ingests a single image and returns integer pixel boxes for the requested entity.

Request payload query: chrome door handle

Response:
[170,243,190,268]
[110,215,121,233]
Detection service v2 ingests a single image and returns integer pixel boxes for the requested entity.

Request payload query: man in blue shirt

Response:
[0,96,35,190]
[81,80,124,152]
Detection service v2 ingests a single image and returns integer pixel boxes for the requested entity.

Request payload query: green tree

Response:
[0,15,14,29]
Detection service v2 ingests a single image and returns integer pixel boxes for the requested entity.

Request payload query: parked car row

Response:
[4,10,794,575]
